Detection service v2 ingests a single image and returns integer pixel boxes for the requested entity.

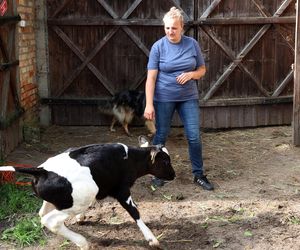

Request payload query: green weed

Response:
[0,183,41,220]
[0,183,45,247]
[288,215,300,225]
[1,216,46,247]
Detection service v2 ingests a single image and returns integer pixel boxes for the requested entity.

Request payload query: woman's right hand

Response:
[144,105,155,120]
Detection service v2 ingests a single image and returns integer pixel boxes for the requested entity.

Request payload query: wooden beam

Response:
[0,15,21,26]
[40,96,293,107]
[51,0,72,18]
[274,0,294,17]
[122,27,150,56]
[96,0,118,19]
[199,96,292,107]
[169,0,191,21]
[0,29,21,109]
[272,69,294,97]
[194,16,295,25]
[122,0,142,19]
[293,0,300,145]
[0,60,19,71]
[48,16,295,26]
[200,0,222,19]
[47,18,163,26]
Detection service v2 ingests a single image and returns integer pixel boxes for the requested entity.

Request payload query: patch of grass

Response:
[1,216,46,247]
[0,183,45,247]
[287,215,300,225]
[0,183,41,220]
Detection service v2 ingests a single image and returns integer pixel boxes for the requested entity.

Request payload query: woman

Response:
[143,7,214,191]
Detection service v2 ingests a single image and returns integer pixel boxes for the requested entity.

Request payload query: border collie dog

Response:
[98,90,156,136]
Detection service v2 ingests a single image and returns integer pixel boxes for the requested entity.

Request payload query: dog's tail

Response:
[0,166,48,178]
[97,99,114,116]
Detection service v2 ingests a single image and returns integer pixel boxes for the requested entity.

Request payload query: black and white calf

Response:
[0,136,175,250]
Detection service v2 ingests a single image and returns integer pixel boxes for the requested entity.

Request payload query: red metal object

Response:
[0,0,7,16]
[0,162,32,186]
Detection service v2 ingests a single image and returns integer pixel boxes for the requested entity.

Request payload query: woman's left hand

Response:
[176,72,193,85]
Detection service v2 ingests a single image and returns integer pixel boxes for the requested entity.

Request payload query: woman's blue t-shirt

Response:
[147,35,205,102]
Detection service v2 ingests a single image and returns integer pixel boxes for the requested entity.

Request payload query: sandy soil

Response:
[2,124,300,250]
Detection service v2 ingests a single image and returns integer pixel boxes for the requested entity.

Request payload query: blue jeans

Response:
[153,99,204,177]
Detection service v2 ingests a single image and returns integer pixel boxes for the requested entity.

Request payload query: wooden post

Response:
[293,0,300,146]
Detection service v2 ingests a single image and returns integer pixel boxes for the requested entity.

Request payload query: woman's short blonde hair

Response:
[163,7,184,26]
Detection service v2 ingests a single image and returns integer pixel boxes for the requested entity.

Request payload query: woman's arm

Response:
[144,69,158,120]
[176,65,206,85]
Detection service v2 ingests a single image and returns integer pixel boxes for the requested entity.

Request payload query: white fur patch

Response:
[140,141,149,148]
[150,151,156,164]
[136,219,157,242]
[126,196,137,208]
[117,143,129,159]
[0,166,16,171]
[162,147,169,155]
[39,152,99,215]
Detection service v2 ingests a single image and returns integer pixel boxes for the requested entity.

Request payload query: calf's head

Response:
[139,136,176,181]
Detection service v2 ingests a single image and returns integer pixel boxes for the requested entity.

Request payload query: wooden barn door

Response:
[45,0,296,128]
[0,0,22,159]
[197,0,296,128]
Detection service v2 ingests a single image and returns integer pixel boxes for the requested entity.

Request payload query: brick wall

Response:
[17,0,38,123]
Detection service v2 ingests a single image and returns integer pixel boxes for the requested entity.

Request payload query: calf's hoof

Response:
[79,242,89,250]
[149,238,159,247]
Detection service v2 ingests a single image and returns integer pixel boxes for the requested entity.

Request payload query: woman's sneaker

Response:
[194,175,214,191]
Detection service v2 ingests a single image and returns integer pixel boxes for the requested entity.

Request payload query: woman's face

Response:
[164,18,183,43]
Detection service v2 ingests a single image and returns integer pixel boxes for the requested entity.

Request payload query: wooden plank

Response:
[47,18,164,26]
[96,0,118,19]
[200,104,292,128]
[293,0,300,145]
[122,0,143,19]
[0,15,21,26]
[0,60,19,71]
[169,0,191,21]
[51,0,72,18]
[0,34,8,60]
[40,95,292,107]
[251,0,269,16]
[128,71,147,90]
[272,69,294,97]
[0,70,10,120]
[7,27,20,108]
[195,16,295,25]
[274,0,294,17]
[238,25,271,59]
[200,0,222,19]
[122,27,150,56]
[199,96,292,107]
[0,28,20,109]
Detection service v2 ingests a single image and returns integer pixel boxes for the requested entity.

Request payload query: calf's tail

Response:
[0,166,47,177]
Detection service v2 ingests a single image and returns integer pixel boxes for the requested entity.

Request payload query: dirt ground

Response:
[2,124,300,250]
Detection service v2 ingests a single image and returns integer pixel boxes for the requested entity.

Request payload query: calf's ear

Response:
[150,147,161,164]
[138,135,150,147]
